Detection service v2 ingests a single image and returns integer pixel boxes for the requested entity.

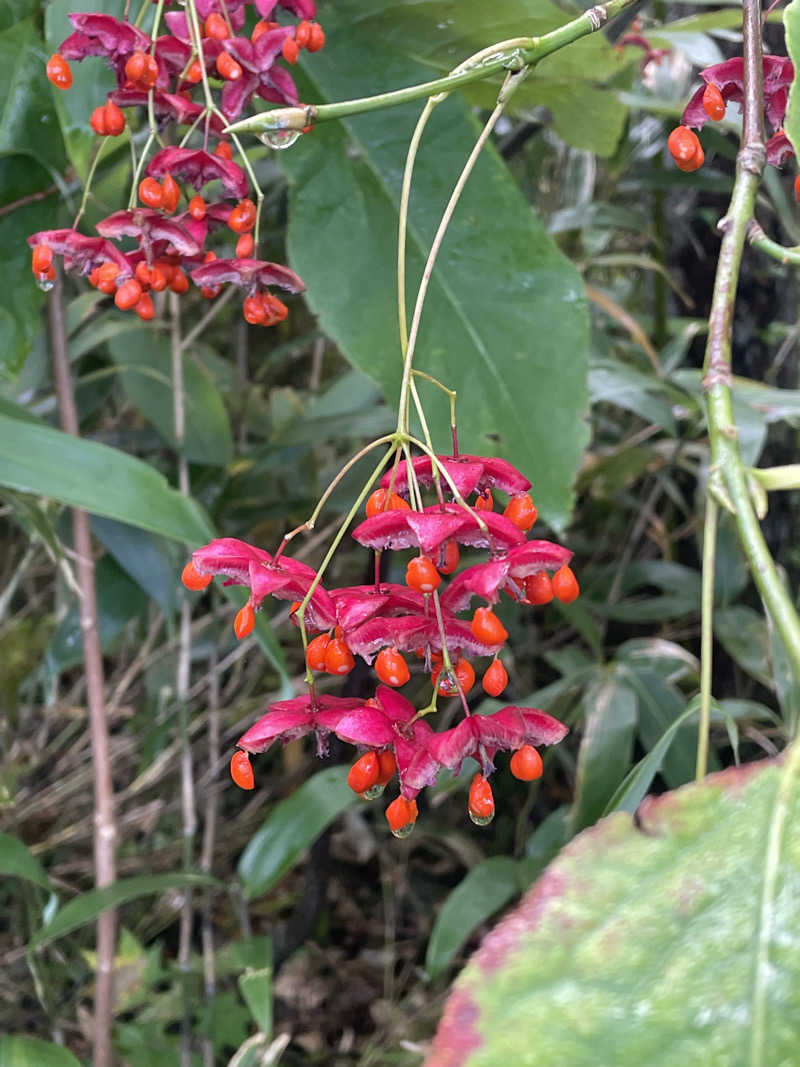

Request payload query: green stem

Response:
[748,219,800,265]
[703,0,800,690]
[696,496,717,781]
[225,0,637,135]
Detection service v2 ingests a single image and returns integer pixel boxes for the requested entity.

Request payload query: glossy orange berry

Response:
[181,561,212,590]
[552,565,579,604]
[230,750,255,790]
[305,633,331,671]
[437,540,460,575]
[135,292,155,320]
[667,125,700,164]
[510,744,543,781]
[215,140,233,160]
[385,795,418,836]
[228,198,257,233]
[282,37,299,64]
[348,751,379,794]
[243,295,266,325]
[434,657,475,697]
[474,489,493,511]
[471,606,508,645]
[89,106,107,136]
[149,263,170,292]
[406,556,441,594]
[376,749,397,785]
[676,143,704,173]
[504,493,537,531]
[139,177,164,208]
[306,22,325,52]
[482,657,508,697]
[134,261,152,289]
[161,173,180,213]
[185,59,203,83]
[216,51,242,80]
[794,174,800,204]
[188,194,207,220]
[295,19,311,47]
[46,53,73,89]
[324,637,355,675]
[251,18,278,42]
[201,285,220,300]
[365,488,410,516]
[125,51,159,87]
[31,245,53,276]
[114,279,143,311]
[235,232,254,259]
[204,12,229,39]
[234,603,255,639]
[468,773,494,825]
[261,293,288,325]
[524,570,554,605]
[170,269,189,294]
[702,83,725,121]
[375,647,410,687]
[101,100,126,137]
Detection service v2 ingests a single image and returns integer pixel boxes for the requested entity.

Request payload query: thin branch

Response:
[225,0,638,135]
[696,496,718,780]
[702,0,800,685]
[48,267,117,1067]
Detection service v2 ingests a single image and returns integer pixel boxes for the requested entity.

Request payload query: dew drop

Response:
[259,129,301,150]
[362,782,386,800]
[469,810,494,827]
[36,276,54,292]
[391,821,415,839]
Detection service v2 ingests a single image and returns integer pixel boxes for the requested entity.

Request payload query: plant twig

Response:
[226,0,638,135]
[48,267,117,1067]
[200,595,220,1067]
[696,496,718,780]
[702,0,800,686]
[748,218,800,265]
[171,292,197,1067]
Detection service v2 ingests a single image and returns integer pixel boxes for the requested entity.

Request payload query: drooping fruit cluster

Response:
[31,1,326,320]
[667,56,795,175]
[182,448,576,835]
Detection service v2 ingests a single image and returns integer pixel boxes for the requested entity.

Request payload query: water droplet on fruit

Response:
[468,810,494,827]
[36,276,54,292]
[390,821,415,839]
[259,129,301,150]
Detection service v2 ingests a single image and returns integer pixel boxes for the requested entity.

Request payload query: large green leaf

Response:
[108,330,234,467]
[282,21,589,529]
[329,0,630,156]
[426,857,520,978]
[238,766,358,898]
[32,872,219,948]
[0,412,212,543]
[0,19,66,175]
[431,749,800,1065]
[571,667,637,831]
[0,1036,81,1067]
[0,831,51,890]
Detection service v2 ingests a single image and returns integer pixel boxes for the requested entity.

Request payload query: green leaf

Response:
[434,749,800,1065]
[572,668,638,832]
[622,665,706,788]
[330,0,630,156]
[0,413,213,543]
[238,766,358,898]
[0,19,66,174]
[92,516,179,616]
[283,23,589,530]
[518,806,571,888]
[785,0,800,158]
[0,1036,81,1067]
[715,605,772,688]
[32,872,219,948]
[0,831,51,890]
[426,857,519,979]
[238,967,273,1037]
[108,330,233,466]
[588,359,676,433]
[602,701,699,816]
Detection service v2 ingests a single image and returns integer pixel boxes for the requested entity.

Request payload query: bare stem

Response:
[48,268,117,1067]
[702,0,800,689]
[200,595,220,1067]
[171,293,197,1067]
[696,496,718,780]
